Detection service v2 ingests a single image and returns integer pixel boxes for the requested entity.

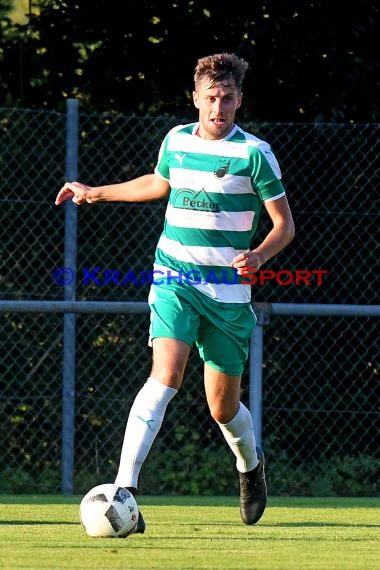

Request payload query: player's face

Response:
[192,79,242,140]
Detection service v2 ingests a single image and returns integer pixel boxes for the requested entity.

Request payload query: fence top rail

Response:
[0,300,379,317]
[256,302,380,318]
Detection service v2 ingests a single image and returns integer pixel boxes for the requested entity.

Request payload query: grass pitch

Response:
[0,495,379,570]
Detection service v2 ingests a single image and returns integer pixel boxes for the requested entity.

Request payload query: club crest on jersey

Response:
[172,188,221,212]
[214,160,230,179]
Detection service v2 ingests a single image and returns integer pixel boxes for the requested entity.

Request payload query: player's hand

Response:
[230,250,265,275]
[55,181,94,206]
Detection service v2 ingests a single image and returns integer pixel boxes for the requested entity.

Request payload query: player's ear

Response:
[236,92,243,109]
[193,90,200,109]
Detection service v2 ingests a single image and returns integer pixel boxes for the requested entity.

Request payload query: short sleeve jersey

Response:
[153,122,286,304]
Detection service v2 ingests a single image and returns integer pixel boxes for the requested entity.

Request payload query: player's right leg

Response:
[115,340,189,534]
[114,374,179,490]
[114,284,197,532]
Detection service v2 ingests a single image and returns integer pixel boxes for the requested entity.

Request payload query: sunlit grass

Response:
[0,496,379,569]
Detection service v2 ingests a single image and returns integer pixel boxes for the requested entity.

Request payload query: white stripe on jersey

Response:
[169,168,255,195]
[157,235,245,266]
[168,132,250,158]
[165,203,255,232]
[153,264,252,304]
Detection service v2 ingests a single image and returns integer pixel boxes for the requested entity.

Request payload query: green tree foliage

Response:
[0,0,379,121]
[0,0,12,17]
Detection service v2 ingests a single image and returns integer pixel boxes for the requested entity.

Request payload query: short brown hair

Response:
[194,53,249,92]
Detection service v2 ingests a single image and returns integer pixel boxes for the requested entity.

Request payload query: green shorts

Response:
[148,282,257,376]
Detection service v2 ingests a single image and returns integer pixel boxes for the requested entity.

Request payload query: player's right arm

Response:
[55,173,170,206]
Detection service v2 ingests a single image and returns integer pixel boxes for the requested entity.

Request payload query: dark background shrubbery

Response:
[0,0,379,122]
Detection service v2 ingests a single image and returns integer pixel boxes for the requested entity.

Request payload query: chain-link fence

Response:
[0,106,379,496]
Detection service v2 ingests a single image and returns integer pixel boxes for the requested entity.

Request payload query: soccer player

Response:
[55,52,295,532]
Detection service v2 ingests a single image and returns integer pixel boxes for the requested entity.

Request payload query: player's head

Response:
[194,53,249,93]
[192,53,248,140]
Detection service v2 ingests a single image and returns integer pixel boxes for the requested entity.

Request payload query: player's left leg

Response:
[204,366,256,466]
[199,301,266,525]
[204,365,267,525]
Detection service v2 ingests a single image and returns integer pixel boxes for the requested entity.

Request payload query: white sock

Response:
[217,402,258,473]
[114,376,177,489]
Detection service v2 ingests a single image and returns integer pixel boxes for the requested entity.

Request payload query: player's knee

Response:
[209,404,237,424]
[150,366,184,389]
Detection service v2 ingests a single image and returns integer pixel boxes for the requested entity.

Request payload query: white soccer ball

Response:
[79,483,139,538]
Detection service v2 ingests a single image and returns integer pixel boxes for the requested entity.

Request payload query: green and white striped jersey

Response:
[153,122,286,304]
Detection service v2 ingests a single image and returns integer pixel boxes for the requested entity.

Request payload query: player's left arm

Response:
[231,195,295,273]
[253,194,295,264]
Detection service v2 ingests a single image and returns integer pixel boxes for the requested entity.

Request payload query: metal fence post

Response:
[61,99,79,494]
[249,304,270,449]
